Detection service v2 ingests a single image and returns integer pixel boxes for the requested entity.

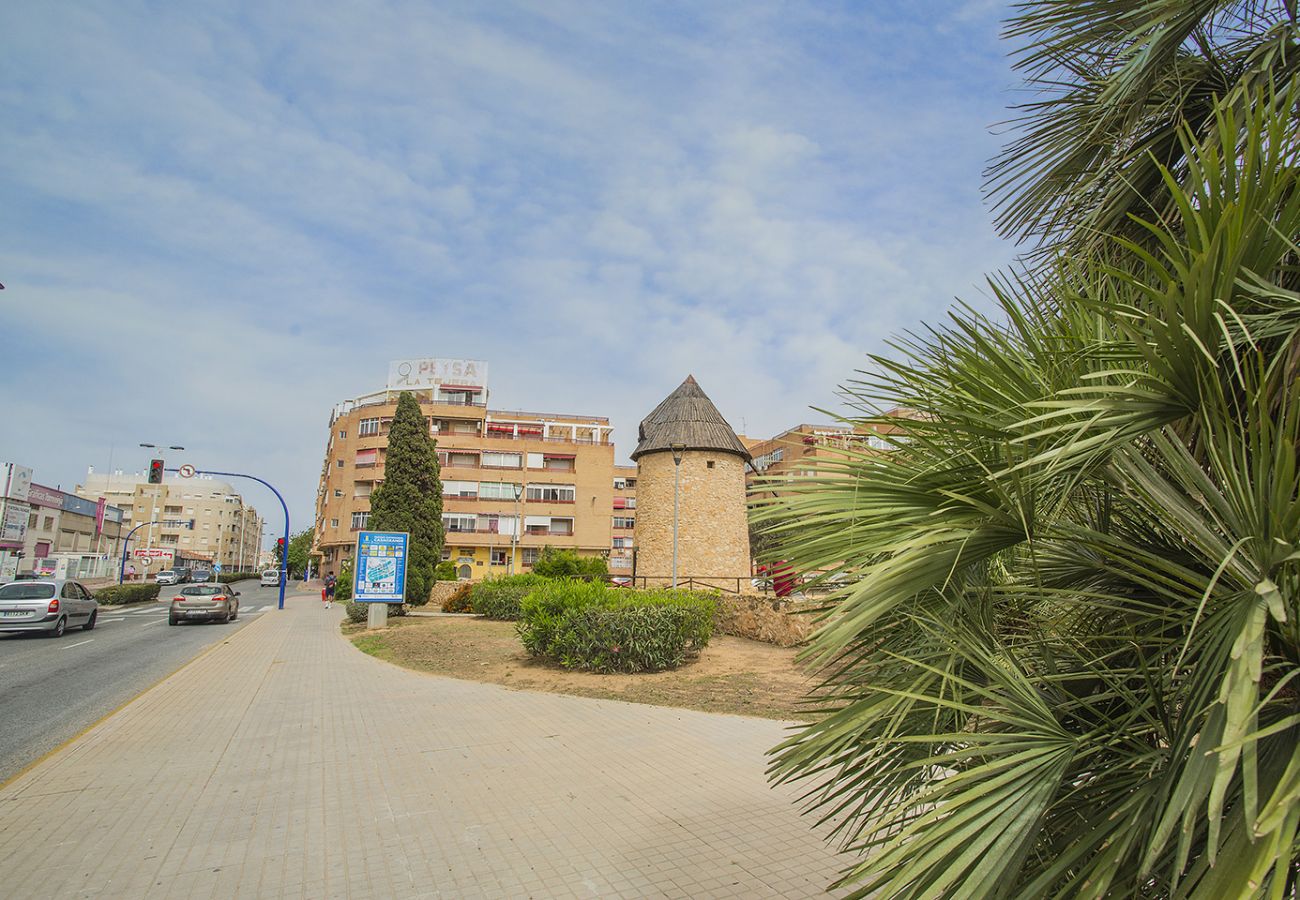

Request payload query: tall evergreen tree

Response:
[366,391,443,605]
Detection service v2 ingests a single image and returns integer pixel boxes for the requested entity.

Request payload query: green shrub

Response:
[434,561,457,581]
[345,600,406,624]
[441,582,474,613]
[471,573,550,620]
[531,548,608,579]
[517,581,715,673]
[335,559,353,604]
[93,583,161,605]
[217,572,260,584]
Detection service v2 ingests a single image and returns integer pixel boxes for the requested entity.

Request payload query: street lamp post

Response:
[670,443,685,589]
[509,482,524,574]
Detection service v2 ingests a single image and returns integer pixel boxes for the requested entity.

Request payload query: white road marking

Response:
[62,639,94,650]
[140,619,164,627]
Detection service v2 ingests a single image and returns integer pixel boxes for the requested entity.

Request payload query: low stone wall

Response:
[713,593,822,647]
[429,581,463,606]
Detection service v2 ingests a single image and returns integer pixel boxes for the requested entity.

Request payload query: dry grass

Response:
[344,615,819,720]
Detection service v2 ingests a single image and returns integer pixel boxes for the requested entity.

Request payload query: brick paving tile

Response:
[0,593,851,898]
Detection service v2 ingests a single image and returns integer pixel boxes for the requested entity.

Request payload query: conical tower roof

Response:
[631,375,751,462]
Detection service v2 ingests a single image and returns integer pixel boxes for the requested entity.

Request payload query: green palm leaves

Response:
[758,97,1300,897]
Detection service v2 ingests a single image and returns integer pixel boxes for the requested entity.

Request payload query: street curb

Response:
[0,603,279,793]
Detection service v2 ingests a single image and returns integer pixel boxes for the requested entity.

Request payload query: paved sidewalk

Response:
[0,593,849,898]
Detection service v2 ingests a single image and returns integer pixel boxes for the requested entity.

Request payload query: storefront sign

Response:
[1,464,32,502]
[28,484,64,509]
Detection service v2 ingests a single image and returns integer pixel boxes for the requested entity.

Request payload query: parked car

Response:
[0,579,98,637]
[156,569,182,585]
[168,584,240,625]
[191,569,213,583]
[260,569,282,587]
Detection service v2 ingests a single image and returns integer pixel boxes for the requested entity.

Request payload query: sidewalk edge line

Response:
[0,608,278,793]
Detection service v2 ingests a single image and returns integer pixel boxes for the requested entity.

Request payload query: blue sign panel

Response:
[353,530,409,603]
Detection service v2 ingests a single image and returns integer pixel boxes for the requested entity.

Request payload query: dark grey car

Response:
[0,579,98,637]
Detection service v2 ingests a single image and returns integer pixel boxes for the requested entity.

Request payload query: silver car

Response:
[168,584,240,626]
[0,579,99,637]
[260,569,281,587]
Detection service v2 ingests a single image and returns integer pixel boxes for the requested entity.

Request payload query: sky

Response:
[2,0,1020,544]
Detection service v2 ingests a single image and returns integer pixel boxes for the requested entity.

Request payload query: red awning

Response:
[441,385,482,393]
[543,453,576,459]
[518,428,542,435]
[486,424,514,433]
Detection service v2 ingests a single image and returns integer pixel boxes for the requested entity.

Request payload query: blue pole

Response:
[119,521,152,584]
[167,468,290,610]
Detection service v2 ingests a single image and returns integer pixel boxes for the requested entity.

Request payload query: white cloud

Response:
[0,0,1019,532]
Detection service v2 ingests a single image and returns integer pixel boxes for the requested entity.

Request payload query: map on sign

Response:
[353,531,409,603]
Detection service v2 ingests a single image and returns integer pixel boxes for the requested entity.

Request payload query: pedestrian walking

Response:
[324,570,336,608]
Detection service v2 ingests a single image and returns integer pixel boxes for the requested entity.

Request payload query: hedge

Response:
[218,572,262,584]
[93,583,161,605]
[517,580,716,673]
[471,574,550,620]
[345,601,407,624]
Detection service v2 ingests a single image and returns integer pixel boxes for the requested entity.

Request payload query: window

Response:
[334,489,342,498]
[625,498,636,509]
[613,537,626,549]
[440,548,451,562]
[330,518,339,528]
[442,514,478,533]
[43,516,54,530]
[478,481,520,501]
[752,448,785,470]
[706,460,715,469]
[526,484,575,503]
[337,459,344,469]
[338,429,347,439]
[355,449,378,467]
[351,511,369,530]
[165,505,182,514]
[481,451,522,468]
[27,512,36,527]
[161,534,178,545]
[523,547,541,566]
[490,549,507,566]
[614,478,625,489]
[613,517,635,529]
[359,417,381,436]
[549,517,574,536]
[442,480,478,498]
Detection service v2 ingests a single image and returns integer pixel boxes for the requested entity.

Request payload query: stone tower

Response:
[631,376,752,587]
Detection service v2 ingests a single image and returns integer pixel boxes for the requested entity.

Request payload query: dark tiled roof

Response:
[631,375,751,462]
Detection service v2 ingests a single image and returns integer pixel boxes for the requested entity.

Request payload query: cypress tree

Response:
[366,391,443,605]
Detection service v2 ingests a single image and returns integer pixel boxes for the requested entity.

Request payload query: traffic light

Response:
[148,459,165,484]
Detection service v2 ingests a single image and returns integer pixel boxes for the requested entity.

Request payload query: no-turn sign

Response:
[178,464,196,478]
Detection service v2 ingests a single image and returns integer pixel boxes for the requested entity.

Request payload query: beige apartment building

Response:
[610,464,638,574]
[315,365,622,581]
[746,410,915,489]
[77,469,265,573]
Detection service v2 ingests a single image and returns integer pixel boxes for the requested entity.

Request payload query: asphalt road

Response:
[0,579,291,784]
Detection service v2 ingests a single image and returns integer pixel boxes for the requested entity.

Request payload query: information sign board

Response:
[353,531,409,603]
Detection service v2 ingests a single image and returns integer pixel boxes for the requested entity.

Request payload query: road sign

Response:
[213,562,223,573]
[353,530,409,603]
[178,464,196,478]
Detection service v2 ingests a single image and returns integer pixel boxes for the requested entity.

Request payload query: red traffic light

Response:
[276,538,285,548]
[148,459,165,484]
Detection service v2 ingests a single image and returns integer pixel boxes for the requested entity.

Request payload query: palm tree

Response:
[988,1,1300,258]
[758,100,1300,895]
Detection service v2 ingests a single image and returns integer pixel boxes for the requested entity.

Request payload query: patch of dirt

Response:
[346,615,820,720]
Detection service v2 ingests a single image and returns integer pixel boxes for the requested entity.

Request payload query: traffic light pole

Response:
[118,518,189,584]
[166,467,291,610]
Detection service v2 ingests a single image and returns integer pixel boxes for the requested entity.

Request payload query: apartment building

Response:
[610,464,638,574]
[746,411,914,486]
[315,361,620,581]
[77,469,265,572]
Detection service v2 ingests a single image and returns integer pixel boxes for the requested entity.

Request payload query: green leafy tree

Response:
[365,391,444,606]
[272,528,314,577]
[532,547,607,578]
[434,560,457,582]
[758,66,1300,900]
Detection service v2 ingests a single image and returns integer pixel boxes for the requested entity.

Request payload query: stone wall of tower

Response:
[633,450,751,587]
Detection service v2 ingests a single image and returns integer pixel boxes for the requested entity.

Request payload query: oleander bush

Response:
[93,583,161,605]
[470,573,549,620]
[517,580,716,673]
[441,582,474,613]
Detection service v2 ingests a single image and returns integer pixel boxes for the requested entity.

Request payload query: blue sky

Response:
[2,1,1018,541]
